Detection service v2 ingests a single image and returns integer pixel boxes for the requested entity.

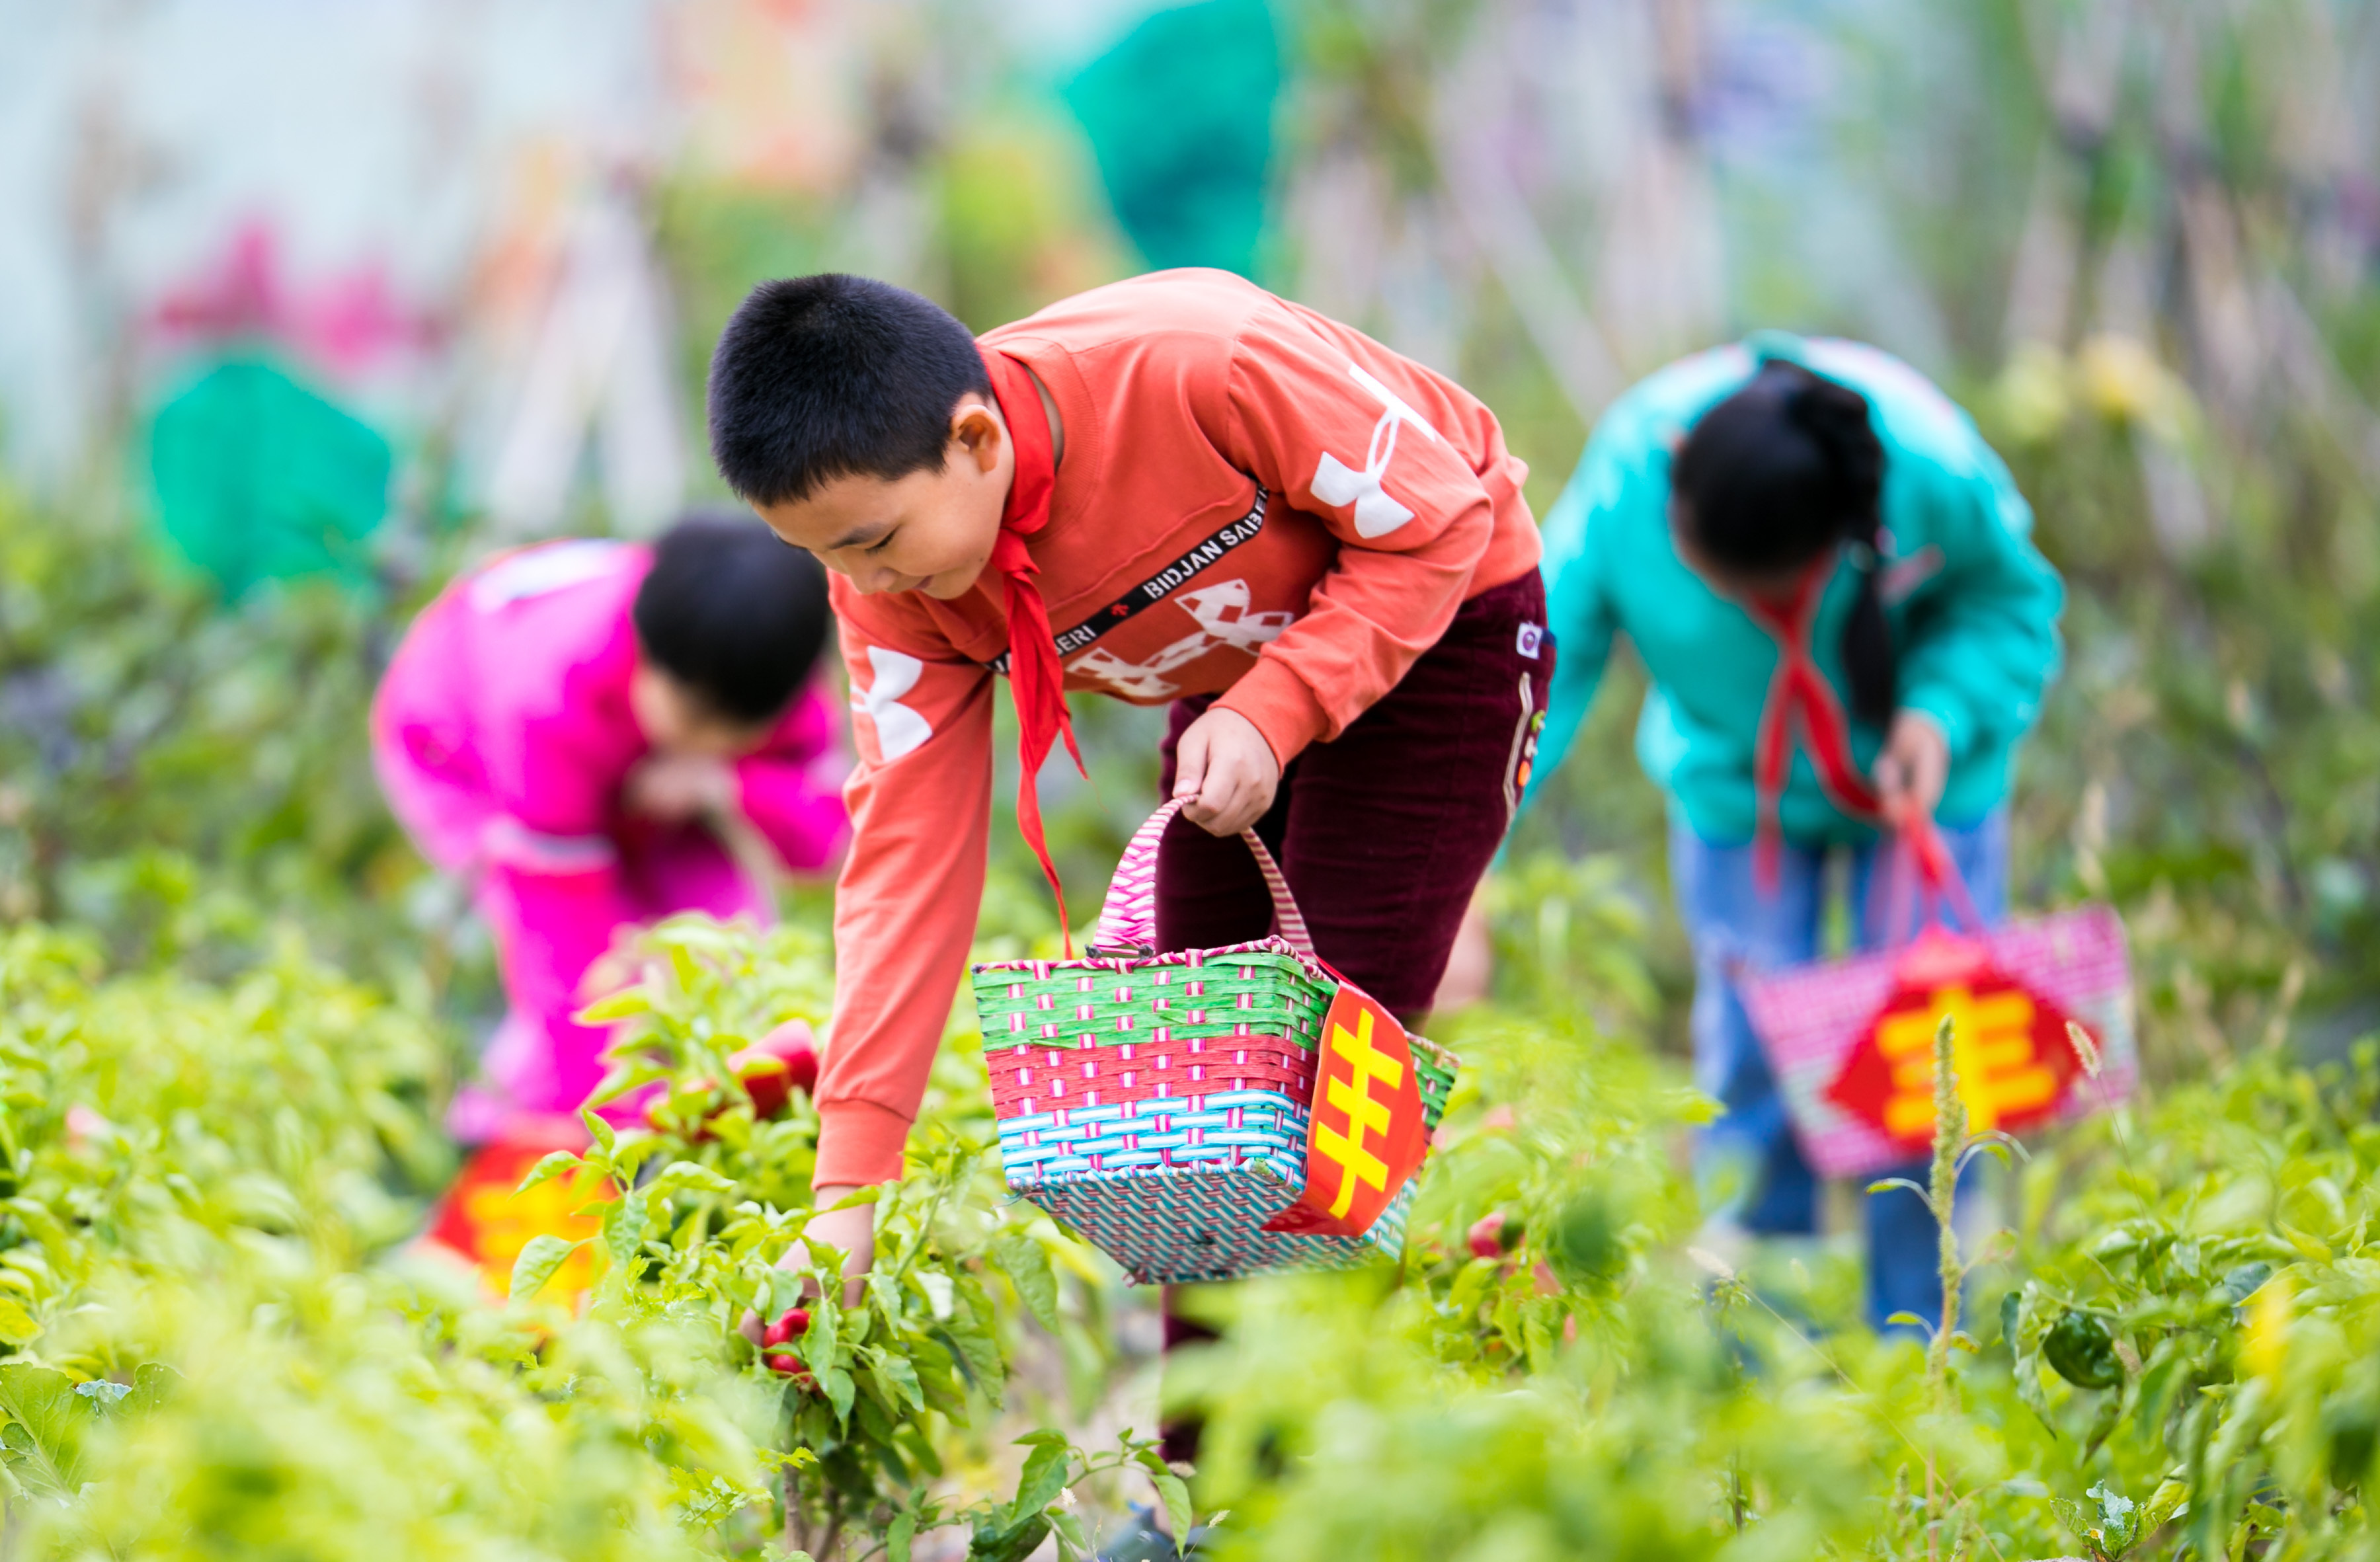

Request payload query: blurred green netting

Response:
[1064,0,1280,278]
[148,359,390,596]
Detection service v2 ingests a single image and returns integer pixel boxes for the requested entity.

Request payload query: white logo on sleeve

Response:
[1309,362,1445,539]
[852,646,932,761]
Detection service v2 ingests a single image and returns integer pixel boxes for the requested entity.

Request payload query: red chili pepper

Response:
[1467,1210,1524,1261]
[762,1306,816,1387]
[647,1020,820,1135]
[734,1021,820,1120]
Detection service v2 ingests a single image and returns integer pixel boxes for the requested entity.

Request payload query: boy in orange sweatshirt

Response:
[707,269,1550,1275]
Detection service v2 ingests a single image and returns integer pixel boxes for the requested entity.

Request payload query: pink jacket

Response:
[374,540,848,1105]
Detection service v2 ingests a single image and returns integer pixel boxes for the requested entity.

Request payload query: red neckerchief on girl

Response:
[980,348,1087,951]
[1744,561,1880,892]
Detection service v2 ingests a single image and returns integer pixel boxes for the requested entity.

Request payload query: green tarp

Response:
[1065,0,1281,278]
[149,360,390,596]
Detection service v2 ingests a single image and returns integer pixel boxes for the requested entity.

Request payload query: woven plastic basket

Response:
[974,801,1456,1284]
[1740,814,2137,1180]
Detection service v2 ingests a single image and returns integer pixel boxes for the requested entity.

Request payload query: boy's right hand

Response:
[1173,706,1281,836]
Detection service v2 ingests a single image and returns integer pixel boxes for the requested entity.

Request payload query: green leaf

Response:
[651,1159,737,1197]
[889,1510,916,1562]
[601,1193,648,1265]
[873,1352,926,1414]
[936,1316,1004,1405]
[654,919,739,953]
[0,1362,85,1497]
[580,1108,618,1155]
[2081,1382,2125,1460]
[1011,1433,1072,1519]
[992,1232,1062,1332]
[573,987,653,1025]
[2088,1481,2140,1555]
[0,1296,42,1346]
[508,1234,584,1302]
[969,1512,1051,1562]
[586,1058,668,1106]
[816,1361,856,1423]
[2143,1485,2190,1534]
[1154,1469,1193,1542]
[2279,1222,2333,1264]
[128,1363,178,1416]
[513,1150,584,1195]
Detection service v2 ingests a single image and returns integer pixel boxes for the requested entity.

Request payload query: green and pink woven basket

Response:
[973,801,1456,1284]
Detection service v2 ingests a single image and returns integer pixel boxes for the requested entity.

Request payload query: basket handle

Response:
[1091,799,1316,957]
[1876,800,1985,946]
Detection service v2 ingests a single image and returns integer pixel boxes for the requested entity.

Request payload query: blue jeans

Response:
[1669,810,2007,1332]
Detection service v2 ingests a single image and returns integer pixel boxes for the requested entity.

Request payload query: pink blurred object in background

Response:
[149,218,436,379]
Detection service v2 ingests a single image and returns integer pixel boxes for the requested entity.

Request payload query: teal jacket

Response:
[1528,334,2064,844]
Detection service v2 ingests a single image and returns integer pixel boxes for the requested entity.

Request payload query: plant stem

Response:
[1925,1015,1965,1548]
[1926,1013,1966,1414]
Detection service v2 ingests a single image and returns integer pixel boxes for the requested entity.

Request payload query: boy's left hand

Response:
[1872,709,1950,818]
[736,1185,874,1345]
[1174,706,1281,836]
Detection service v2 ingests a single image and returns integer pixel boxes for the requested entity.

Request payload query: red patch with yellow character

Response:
[424,1118,612,1304]
[1263,985,1430,1239]
[1824,929,2082,1149]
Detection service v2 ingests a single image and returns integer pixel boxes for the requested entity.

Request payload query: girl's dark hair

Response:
[1673,360,1895,725]
[632,513,832,724]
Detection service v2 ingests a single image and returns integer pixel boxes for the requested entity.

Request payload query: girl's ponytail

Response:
[1782,374,1895,726]
[1674,358,1895,726]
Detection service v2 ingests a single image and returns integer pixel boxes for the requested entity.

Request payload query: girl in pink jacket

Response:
[373,516,848,1134]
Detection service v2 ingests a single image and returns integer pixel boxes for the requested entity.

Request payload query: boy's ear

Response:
[951,398,1004,473]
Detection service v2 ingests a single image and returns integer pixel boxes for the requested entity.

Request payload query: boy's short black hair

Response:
[707,274,992,506]
[633,513,832,725]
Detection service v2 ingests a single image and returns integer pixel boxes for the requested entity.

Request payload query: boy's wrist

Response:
[1216,660,1329,769]
[813,1097,912,1188]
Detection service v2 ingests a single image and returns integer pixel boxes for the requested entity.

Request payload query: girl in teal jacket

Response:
[1530,334,2063,1329]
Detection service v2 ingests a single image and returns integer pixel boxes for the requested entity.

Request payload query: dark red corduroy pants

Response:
[1154,569,1554,1013]
[1151,568,1554,1464]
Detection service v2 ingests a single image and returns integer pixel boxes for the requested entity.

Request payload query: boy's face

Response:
[756,395,1012,600]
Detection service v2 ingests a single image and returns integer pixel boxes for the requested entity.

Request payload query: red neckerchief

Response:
[1744,562,1880,892]
[980,348,1086,951]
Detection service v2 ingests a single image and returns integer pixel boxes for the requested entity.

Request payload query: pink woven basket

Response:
[1739,819,2136,1181]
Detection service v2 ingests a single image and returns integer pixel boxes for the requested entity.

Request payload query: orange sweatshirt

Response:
[817,268,1538,1186]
